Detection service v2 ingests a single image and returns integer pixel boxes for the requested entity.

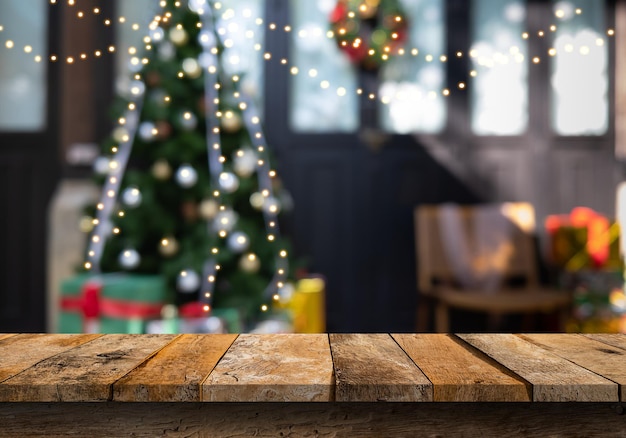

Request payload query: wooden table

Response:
[1,333,626,437]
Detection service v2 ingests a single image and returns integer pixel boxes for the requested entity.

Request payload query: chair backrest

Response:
[414,203,539,293]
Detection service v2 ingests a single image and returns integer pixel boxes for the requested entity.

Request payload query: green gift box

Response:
[59,273,168,334]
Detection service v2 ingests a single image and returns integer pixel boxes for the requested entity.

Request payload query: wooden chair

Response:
[415,203,571,332]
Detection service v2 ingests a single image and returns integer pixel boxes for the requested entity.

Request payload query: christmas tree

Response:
[82,0,295,327]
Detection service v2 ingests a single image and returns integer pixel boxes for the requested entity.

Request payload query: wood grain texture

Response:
[393,334,531,402]
[203,334,333,402]
[113,334,237,402]
[585,334,626,351]
[0,334,176,402]
[330,333,432,402]
[458,334,618,402]
[2,402,626,437]
[0,334,101,383]
[521,333,626,401]
[0,334,17,343]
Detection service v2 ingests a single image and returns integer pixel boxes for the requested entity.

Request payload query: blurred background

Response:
[1,0,625,333]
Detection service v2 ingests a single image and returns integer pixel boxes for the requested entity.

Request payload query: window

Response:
[289,0,445,133]
[0,0,48,131]
[550,0,608,135]
[470,0,528,135]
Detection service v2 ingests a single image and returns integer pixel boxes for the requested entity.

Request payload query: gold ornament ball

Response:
[221,112,243,133]
[169,27,188,46]
[152,159,172,180]
[239,253,261,273]
[199,198,219,219]
[112,127,129,143]
[159,236,179,257]
[250,192,265,210]
[79,216,94,233]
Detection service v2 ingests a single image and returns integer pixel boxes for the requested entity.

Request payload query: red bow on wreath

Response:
[330,0,409,70]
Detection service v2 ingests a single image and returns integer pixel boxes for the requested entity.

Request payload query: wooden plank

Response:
[459,334,618,402]
[113,334,237,402]
[2,402,626,438]
[203,334,333,402]
[522,333,626,401]
[0,334,101,383]
[393,334,530,402]
[330,333,432,402]
[0,334,17,342]
[0,334,176,402]
[585,334,626,351]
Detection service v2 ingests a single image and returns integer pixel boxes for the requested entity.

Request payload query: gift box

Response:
[545,207,621,271]
[59,273,167,333]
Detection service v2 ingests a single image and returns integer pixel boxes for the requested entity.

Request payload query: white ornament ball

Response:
[233,149,257,177]
[129,80,146,97]
[152,159,172,180]
[179,111,198,130]
[213,209,238,232]
[177,269,200,293]
[199,198,219,219]
[219,172,240,193]
[119,248,141,269]
[122,186,142,207]
[138,122,156,141]
[227,231,250,253]
[169,27,188,46]
[176,164,198,188]
[239,253,260,273]
[149,26,165,42]
[189,0,208,14]
[93,156,110,175]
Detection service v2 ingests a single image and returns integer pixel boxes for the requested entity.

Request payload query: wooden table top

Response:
[0,333,624,403]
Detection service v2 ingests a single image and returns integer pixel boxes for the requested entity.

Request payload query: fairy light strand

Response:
[85,95,145,272]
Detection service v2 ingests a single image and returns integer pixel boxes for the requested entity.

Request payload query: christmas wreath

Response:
[330,0,409,70]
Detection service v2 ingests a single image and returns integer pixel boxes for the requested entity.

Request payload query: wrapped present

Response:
[545,207,621,271]
[59,274,167,333]
[290,277,326,333]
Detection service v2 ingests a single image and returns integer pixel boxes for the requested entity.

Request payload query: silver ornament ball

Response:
[175,164,198,188]
[138,122,156,141]
[227,231,250,253]
[122,186,142,207]
[119,248,141,270]
[219,172,240,193]
[177,269,201,293]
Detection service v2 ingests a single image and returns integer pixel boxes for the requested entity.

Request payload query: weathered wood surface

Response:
[113,334,237,402]
[203,334,334,402]
[0,334,17,342]
[0,334,175,402]
[393,334,531,402]
[330,333,432,402]
[2,402,625,438]
[586,333,626,351]
[521,334,626,401]
[459,334,618,402]
[0,334,101,383]
[1,334,626,404]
